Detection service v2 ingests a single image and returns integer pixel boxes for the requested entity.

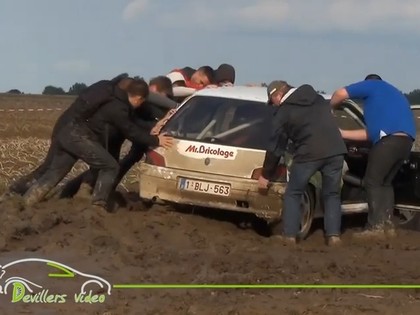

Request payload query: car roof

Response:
[192,85,332,103]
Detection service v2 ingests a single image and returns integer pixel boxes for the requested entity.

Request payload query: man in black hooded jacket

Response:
[7,73,131,196]
[258,80,347,246]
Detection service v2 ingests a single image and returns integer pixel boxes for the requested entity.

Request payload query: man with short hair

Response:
[23,79,174,210]
[59,76,177,198]
[214,63,235,86]
[7,74,132,196]
[258,80,347,246]
[167,66,215,89]
[167,66,215,102]
[330,74,416,239]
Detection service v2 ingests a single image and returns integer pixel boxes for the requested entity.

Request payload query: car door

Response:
[332,100,370,179]
[393,105,420,203]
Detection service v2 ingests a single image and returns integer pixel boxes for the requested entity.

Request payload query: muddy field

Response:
[0,97,420,314]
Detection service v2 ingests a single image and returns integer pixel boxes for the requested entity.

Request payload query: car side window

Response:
[411,108,420,152]
[332,102,365,130]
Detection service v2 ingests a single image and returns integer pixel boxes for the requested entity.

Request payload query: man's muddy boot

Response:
[384,220,397,238]
[91,200,109,214]
[326,235,342,247]
[23,185,51,207]
[75,182,93,200]
[8,179,34,196]
[352,228,387,240]
[273,235,297,246]
[0,191,17,202]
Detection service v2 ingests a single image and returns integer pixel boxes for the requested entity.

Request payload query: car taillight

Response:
[251,164,287,182]
[145,150,166,167]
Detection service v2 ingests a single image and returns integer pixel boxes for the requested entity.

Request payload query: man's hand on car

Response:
[157,132,174,149]
[257,175,269,189]
[150,109,177,135]
[150,120,166,135]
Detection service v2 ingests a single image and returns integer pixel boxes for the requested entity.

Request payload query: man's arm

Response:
[146,92,177,109]
[330,87,349,107]
[331,80,371,108]
[261,134,288,179]
[261,113,289,179]
[78,80,115,106]
[340,129,368,141]
[134,117,156,131]
[108,104,160,147]
[173,86,197,97]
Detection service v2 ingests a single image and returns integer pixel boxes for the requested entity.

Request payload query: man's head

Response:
[149,76,174,99]
[215,63,235,85]
[267,80,293,106]
[191,66,215,87]
[117,77,135,90]
[125,78,149,108]
[364,74,382,81]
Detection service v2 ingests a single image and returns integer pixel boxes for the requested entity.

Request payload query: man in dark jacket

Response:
[258,80,347,246]
[7,73,132,196]
[58,76,177,198]
[23,79,174,210]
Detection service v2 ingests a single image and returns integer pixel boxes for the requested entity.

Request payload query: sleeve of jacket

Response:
[78,80,115,106]
[134,117,156,131]
[146,92,177,109]
[109,104,160,147]
[261,109,289,179]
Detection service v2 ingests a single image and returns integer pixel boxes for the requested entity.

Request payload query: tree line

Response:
[4,84,420,104]
[5,82,88,96]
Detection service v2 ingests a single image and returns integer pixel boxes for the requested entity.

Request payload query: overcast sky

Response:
[1,0,419,94]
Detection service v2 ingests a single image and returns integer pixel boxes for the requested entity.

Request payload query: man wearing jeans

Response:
[331,74,416,239]
[258,81,347,246]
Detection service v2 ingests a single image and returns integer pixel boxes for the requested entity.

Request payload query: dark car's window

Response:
[333,105,365,130]
[411,108,420,152]
[162,96,274,150]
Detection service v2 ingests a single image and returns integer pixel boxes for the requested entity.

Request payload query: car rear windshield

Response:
[162,95,274,150]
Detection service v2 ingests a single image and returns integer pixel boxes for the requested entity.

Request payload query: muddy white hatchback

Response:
[138,86,292,230]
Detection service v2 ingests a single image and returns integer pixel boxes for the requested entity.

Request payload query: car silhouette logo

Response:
[0,258,112,297]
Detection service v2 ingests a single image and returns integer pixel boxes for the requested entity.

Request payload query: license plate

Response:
[178,178,231,196]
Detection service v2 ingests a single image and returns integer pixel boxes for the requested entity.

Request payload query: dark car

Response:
[336,102,420,232]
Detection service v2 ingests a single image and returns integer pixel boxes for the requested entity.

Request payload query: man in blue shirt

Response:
[330,74,416,239]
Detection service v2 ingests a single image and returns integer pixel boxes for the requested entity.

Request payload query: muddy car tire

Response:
[395,210,420,231]
[270,185,315,240]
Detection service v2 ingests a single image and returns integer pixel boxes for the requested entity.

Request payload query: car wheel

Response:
[270,185,315,240]
[395,209,420,231]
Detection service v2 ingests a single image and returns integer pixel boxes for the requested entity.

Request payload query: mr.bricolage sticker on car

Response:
[0,258,111,304]
[177,141,238,160]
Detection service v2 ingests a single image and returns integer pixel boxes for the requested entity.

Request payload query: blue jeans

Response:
[282,154,344,238]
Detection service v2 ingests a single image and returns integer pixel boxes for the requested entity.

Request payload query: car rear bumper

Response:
[138,162,285,220]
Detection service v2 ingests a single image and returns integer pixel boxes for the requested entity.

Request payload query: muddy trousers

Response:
[364,135,413,230]
[59,141,146,198]
[8,110,76,195]
[282,154,344,238]
[115,143,147,187]
[9,141,57,195]
[64,142,146,196]
[23,126,119,206]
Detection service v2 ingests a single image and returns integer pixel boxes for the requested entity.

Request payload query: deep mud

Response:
[0,192,420,315]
